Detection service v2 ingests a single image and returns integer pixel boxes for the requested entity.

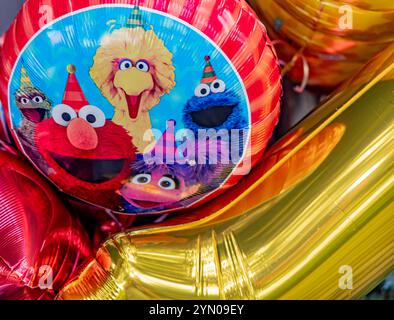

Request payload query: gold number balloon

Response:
[58,44,394,300]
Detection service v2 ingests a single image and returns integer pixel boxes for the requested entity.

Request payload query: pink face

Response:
[120,167,187,209]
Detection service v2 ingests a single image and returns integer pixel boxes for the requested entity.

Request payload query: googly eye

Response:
[79,105,106,128]
[20,97,30,105]
[132,174,152,185]
[119,59,133,70]
[32,95,44,103]
[136,60,150,72]
[210,79,226,93]
[158,176,177,190]
[194,84,211,97]
[52,104,77,126]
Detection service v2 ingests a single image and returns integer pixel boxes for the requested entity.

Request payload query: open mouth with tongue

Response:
[126,95,142,119]
[21,108,48,123]
[124,197,168,209]
[51,152,126,184]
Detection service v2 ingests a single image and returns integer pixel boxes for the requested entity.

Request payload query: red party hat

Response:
[62,64,89,111]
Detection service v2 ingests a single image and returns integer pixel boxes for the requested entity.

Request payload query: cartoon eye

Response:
[132,174,152,185]
[119,59,133,70]
[210,79,226,93]
[32,95,44,103]
[136,60,150,72]
[52,104,77,126]
[194,84,211,97]
[79,105,106,128]
[20,97,30,105]
[158,176,177,190]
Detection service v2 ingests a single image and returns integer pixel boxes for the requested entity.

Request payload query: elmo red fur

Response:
[36,118,136,209]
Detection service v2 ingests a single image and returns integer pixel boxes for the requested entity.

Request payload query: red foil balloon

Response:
[0,35,12,144]
[0,0,281,216]
[0,148,91,300]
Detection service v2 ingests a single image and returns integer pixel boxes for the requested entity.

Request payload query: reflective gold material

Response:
[59,44,394,300]
[248,0,394,87]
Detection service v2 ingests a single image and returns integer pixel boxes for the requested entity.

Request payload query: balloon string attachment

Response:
[272,40,310,93]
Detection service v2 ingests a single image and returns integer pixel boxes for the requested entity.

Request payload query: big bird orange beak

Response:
[114,68,154,119]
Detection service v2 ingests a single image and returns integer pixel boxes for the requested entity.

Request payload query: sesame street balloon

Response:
[0,0,281,215]
[0,149,91,300]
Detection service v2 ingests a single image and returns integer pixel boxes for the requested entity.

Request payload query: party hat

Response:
[127,6,143,28]
[152,120,178,164]
[200,56,218,85]
[62,64,89,111]
[20,64,34,88]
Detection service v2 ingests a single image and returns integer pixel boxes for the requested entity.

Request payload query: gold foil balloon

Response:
[58,44,394,300]
[248,0,394,88]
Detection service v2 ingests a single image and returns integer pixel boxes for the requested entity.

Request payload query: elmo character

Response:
[35,65,136,209]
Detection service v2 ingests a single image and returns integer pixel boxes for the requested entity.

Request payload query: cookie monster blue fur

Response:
[183,56,247,137]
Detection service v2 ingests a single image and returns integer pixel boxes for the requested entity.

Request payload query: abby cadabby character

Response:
[118,120,227,213]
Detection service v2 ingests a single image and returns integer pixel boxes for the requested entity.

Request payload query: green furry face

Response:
[15,87,52,123]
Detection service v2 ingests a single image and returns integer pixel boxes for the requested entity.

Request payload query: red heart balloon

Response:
[0,147,92,300]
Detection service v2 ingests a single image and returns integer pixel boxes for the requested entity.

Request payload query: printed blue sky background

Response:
[9,5,249,135]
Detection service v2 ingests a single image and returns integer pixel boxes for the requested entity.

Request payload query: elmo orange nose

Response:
[67,118,98,150]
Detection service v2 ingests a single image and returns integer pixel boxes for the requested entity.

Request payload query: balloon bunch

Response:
[0,0,393,301]
[0,0,281,218]
[249,0,394,88]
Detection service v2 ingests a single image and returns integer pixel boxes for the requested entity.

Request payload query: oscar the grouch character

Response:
[14,65,52,146]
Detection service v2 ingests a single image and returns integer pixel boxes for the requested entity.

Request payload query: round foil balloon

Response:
[0,0,282,215]
[0,101,11,144]
[0,36,12,144]
[0,149,91,300]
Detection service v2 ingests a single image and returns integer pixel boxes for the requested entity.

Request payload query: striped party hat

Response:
[152,120,177,164]
[62,64,89,111]
[20,64,34,88]
[201,56,218,85]
[127,6,143,28]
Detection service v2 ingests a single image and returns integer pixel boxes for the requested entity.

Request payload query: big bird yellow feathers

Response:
[90,7,176,152]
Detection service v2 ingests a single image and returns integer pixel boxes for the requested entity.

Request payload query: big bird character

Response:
[90,6,176,152]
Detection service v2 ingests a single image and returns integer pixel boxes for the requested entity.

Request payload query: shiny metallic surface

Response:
[248,0,394,87]
[59,44,394,300]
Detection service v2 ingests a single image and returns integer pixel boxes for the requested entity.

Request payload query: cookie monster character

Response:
[35,65,137,209]
[15,65,52,146]
[118,120,219,213]
[183,56,247,137]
